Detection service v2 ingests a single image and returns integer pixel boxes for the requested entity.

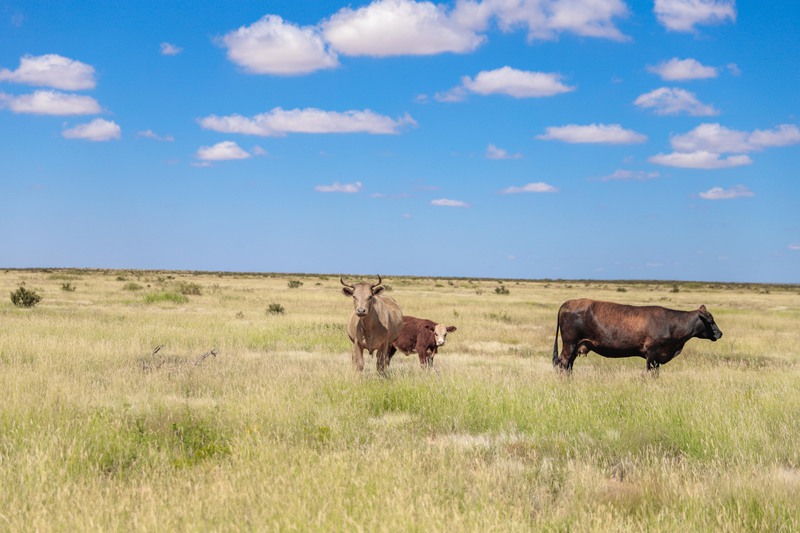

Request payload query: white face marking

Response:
[434,324,448,346]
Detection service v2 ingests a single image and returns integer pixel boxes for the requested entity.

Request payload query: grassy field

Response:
[1,269,799,531]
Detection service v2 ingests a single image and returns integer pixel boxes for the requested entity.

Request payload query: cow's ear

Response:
[372,286,384,296]
[447,326,457,332]
[699,305,707,313]
[342,287,354,297]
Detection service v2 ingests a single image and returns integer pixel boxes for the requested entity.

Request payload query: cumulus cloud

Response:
[220,15,338,75]
[218,0,631,74]
[654,0,736,32]
[195,141,251,161]
[431,198,469,207]
[460,66,574,98]
[462,0,630,41]
[597,169,660,181]
[199,107,416,136]
[137,130,174,142]
[486,144,522,160]
[315,181,363,193]
[634,87,718,116]
[160,42,183,56]
[671,123,800,153]
[650,123,800,169]
[537,123,647,144]
[1,90,101,115]
[323,0,485,56]
[62,118,121,141]
[499,182,557,194]
[647,57,718,80]
[0,54,96,90]
[699,185,755,200]
[649,151,751,169]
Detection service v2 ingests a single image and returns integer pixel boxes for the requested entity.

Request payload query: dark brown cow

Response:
[553,299,722,372]
[341,275,403,374]
[387,316,457,368]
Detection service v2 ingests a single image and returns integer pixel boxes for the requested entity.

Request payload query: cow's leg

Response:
[352,344,365,372]
[646,357,660,374]
[376,345,389,375]
[386,344,397,362]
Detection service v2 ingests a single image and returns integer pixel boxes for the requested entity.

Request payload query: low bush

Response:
[267,303,286,315]
[10,286,41,307]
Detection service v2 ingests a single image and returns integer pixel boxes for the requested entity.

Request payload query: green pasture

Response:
[1,269,798,531]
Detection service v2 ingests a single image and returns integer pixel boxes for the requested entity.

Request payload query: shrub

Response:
[671,285,680,294]
[267,303,285,315]
[61,282,76,292]
[177,282,202,296]
[287,280,303,289]
[495,285,510,295]
[617,287,627,293]
[123,282,143,291]
[10,286,41,308]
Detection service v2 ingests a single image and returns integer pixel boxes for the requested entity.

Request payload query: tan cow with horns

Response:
[341,275,403,374]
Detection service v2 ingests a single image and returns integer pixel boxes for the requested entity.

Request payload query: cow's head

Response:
[432,324,457,346]
[341,275,384,317]
[697,305,723,341]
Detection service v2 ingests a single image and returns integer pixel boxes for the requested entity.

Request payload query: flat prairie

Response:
[1,269,799,531]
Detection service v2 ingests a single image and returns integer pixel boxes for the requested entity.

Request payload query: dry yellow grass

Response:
[1,269,799,530]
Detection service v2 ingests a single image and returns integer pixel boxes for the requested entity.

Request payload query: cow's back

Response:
[377,295,404,342]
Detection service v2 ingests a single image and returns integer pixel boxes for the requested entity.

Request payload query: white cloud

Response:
[647,57,718,80]
[486,144,522,160]
[434,87,468,103]
[634,87,718,116]
[670,123,800,153]
[160,42,183,56]
[431,198,469,207]
[460,66,574,98]
[648,151,751,169]
[788,244,800,251]
[137,130,174,142]
[315,181,363,193]
[219,0,630,75]
[537,123,647,144]
[195,141,251,161]
[597,169,660,181]
[1,90,102,115]
[199,107,416,136]
[500,182,558,194]
[460,0,629,41]
[654,0,736,32]
[220,15,338,75]
[699,185,755,200]
[322,0,485,57]
[0,54,96,90]
[62,118,121,141]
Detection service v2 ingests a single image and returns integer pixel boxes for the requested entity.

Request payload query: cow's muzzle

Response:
[356,308,368,317]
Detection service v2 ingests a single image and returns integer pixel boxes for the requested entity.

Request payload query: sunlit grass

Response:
[0,269,798,530]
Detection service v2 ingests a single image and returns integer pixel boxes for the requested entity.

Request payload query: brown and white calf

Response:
[387,316,457,368]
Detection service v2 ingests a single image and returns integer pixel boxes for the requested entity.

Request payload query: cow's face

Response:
[698,305,722,341]
[433,324,457,346]
[342,282,383,317]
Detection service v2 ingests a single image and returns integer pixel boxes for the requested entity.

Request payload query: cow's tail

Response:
[552,308,561,366]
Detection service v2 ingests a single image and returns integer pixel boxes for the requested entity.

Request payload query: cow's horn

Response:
[340,277,355,289]
[371,274,382,289]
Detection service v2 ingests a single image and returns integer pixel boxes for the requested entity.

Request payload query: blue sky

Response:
[1,0,798,282]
